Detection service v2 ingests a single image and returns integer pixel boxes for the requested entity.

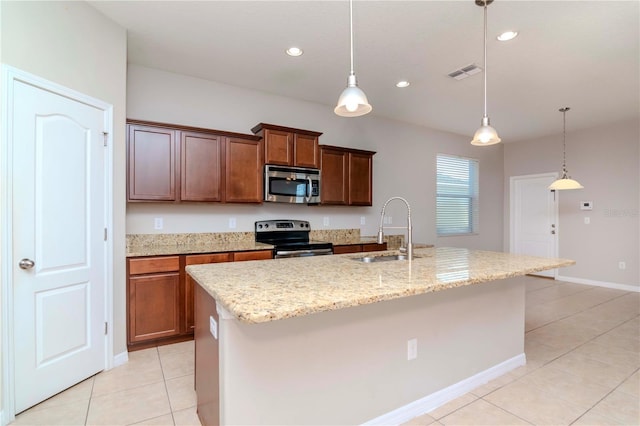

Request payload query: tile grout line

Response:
[156,347,179,426]
[568,365,640,426]
[524,291,633,334]
[84,375,97,426]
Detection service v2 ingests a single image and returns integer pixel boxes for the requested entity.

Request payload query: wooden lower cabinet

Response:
[333,243,387,254]
[127,250,273,351]
[128,256,181,347]
[185,253,233,333]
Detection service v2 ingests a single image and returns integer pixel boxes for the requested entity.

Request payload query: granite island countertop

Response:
[186,247,575,324]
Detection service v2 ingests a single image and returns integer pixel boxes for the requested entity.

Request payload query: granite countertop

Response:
[125,229,412,257]
[186,247,575,324]
[126,241,273,257]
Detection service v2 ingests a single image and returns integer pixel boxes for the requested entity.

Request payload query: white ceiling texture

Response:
[90,0,639,143]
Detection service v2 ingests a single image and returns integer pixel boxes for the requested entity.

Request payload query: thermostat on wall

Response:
[580,201,593,210]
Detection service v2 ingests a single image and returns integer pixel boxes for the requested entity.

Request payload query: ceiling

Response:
[89,0,639,143]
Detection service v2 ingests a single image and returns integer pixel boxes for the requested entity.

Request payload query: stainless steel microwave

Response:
[264,165,321,204]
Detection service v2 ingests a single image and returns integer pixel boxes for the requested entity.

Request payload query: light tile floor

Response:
[11,276,640,425]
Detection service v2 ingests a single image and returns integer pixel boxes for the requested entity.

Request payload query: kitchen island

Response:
[187,247,574,425]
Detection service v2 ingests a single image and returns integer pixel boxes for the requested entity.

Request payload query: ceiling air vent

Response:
[448,64,482,80]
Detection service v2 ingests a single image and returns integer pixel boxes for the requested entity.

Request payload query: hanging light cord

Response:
[560,107,570,176]
[482,1,488,118]
[349,0,355,76]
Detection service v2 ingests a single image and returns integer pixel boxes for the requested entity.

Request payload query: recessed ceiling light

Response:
[285,47,303,57]
[396,81,410,88]
[497,31,518,41]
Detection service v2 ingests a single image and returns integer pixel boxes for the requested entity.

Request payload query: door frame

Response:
[0,65,114,423]
[509,172,559,278]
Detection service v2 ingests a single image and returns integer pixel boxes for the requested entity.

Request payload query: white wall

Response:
[504,118,640,288]
[127,64,505,251]
[0,1,128,413]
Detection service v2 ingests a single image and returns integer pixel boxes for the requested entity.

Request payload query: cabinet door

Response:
[180,131,224,202]
[320,148,349,205]
[233,250,273,262]
[333,245,362,254]
[264,129,292,165]
[349,152,373,206]
[127,124,177,201]
[293,133,319,168]
[225,137,263,203]
[128,272,180,343]
[362,243,387,252]
[185,253,232,332]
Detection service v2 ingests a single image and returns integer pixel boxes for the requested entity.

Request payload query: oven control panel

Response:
[255,220,310,232]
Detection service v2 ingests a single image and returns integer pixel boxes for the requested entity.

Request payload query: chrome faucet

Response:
[377,197,413,260]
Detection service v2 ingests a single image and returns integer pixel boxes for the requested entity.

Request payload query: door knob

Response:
[19,258,35,270]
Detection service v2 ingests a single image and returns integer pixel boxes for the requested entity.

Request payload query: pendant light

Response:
[471,0,501,146]
[549,107,584,190]
[334,0,372,117]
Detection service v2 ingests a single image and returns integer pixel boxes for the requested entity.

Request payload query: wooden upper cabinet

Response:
[320,146,349,205]
[348,151,374,206]
[180,131,224,202]
[252,123,322,168]
[320,145,375,206]
[127,124,177,201]
[127,120,262,203]
[225,137,264,203]
[294,133,320,168]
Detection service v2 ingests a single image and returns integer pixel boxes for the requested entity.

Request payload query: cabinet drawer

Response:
[129,256,180,275]
[362,243,387,252]
[333,245,362,254]
[233,250,273,262]
[185,253,232,265]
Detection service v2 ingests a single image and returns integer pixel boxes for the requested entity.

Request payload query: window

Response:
[436,154,479,236]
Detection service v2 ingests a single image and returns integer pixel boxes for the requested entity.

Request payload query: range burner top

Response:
[255,220,333,258]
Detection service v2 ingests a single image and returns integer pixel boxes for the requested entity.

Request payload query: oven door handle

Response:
[275,248,333,257]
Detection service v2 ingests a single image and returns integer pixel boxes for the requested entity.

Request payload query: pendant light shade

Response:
[335,0,372,117]
[549,107,583,190]
[471,0,501,146]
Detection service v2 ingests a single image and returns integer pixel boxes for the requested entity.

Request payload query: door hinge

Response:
[104,228,108,241]
[104,322,108,335]
[103,132,108,147]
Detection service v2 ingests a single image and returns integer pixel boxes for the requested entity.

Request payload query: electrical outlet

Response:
[619,261,626,270]
[323,217,330,227]
[360,216,366,225]
[584,217,590,225]
[229,217,237,229]
[407,338,417,360]
[154,217,163,230]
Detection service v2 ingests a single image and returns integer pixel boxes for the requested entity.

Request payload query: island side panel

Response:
[217,277,526,425]
[194,283,220,426]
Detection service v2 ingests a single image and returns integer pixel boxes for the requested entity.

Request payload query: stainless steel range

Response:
[255,220,333,258]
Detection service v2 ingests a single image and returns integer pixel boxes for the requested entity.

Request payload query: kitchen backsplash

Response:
[126,229,404,249]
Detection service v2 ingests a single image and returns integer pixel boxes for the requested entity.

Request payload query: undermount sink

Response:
[355,254,412,263]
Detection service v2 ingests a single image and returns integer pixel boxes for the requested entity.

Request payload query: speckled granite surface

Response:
[187,247,575,324]
[126,229,409,257]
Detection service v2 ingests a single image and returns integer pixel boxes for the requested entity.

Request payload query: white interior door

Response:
[11,77,107,413]
[510,173,558,278]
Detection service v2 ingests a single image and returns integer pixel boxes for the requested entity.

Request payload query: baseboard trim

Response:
[363,353,526,425]
[112,351,129,368]
[556,275,640,293]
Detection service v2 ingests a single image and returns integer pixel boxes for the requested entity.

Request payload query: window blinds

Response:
[436,154,479,236]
